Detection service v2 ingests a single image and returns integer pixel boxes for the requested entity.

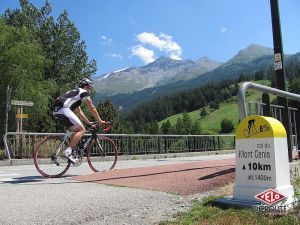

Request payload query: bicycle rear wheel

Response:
[34,136,71,178]
[87,136,118,172]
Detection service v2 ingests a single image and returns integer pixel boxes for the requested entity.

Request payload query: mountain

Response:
[93,56,222,96]
[184,44,274,85]
[93,44,300,112]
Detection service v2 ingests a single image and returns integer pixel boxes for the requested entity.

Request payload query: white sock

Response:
[64,147,73,156]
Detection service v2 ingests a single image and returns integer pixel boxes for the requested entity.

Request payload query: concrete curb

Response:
[0,150,235,167]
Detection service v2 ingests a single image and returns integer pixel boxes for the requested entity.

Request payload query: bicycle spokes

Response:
[34,136,71,178]
[87,136,118,172]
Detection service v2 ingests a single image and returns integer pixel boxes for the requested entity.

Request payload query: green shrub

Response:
[220,118,234,133]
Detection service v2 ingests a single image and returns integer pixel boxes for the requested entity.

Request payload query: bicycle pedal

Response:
[70,158,80,166]
[51,154,60,166]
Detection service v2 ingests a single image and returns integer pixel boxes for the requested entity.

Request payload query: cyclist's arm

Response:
[74,107,92,125]
[85,98,105,124]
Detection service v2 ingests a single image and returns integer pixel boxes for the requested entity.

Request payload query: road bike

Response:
[33,122,118,178]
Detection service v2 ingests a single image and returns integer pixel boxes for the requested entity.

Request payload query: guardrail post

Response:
[262,93,271,116]
[213,136,216,151]
[120,136,124,155]
[158,136,161,154]
[295,102,300,158]
[128,136,132,155]
[281,99,292,162]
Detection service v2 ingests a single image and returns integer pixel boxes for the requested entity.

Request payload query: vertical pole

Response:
[5,86,11,135]
[295,102,300,159]
[20,106,23,133]
[262,93,271,116]
[4,86,11,159]
[270,0,292,162]
[17,107,20,132]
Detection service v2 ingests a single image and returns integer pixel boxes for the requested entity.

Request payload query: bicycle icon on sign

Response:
[243,119,257,138]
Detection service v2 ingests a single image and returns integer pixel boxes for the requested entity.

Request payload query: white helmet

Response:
[78,78,93,88]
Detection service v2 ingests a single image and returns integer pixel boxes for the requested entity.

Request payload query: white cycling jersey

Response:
[54,88,90,111]
[53,88,90,128]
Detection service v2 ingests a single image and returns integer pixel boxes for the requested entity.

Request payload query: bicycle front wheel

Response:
[34,136,71,178]
[87,136,118,172]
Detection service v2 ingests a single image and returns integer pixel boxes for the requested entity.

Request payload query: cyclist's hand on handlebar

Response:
[99,120,107,127]
[100,121,111,132]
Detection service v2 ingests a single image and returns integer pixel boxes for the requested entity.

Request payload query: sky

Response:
[1,0,300,76]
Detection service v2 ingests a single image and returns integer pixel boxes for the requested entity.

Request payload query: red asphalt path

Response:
[75,158,235,195]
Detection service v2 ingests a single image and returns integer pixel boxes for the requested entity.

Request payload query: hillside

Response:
[158,80,272,134]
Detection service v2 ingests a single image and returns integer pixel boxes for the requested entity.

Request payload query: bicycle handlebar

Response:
[90,121,111,133]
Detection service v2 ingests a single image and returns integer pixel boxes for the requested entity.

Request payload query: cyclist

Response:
[53,78,106,163]
[247,119,255,134]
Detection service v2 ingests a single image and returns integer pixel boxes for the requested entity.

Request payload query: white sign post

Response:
[11,100,34,107]
[214,115,294,210]
[11,100,34,133]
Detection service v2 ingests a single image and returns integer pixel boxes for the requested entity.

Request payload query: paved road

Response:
[0,153,234,225]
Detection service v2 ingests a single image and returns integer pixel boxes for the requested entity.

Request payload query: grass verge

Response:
[160,195,300,225]
[160,172,300,225]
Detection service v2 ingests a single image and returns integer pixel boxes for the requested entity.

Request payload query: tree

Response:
[182,113,192,134]
[191,120,203,135]
[3,0,97,89]
[200,108,208,117]
[161,120,172,134]
[254,70,264,80]
[95,100,123,133]
[1,0,97,134]
[220,118,234,133]
[0,20,55,135]
[175,117,184,135]
[289,77,300,94]
[210,101,219,110]
[149,121,159,134]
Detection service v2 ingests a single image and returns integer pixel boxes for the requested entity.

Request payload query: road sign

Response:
[16,114,29,119]
[11,100,34,106]
[233,115,294,205]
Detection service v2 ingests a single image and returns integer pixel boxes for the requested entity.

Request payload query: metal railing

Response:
[237,82,300,161]
[247,101,299,149]
[3,132,235,160]
[237,82,300,120]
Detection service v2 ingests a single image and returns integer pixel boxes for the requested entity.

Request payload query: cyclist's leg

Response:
[54,108,86,163]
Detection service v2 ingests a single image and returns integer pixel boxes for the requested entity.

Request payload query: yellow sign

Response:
[16,114,29,119]
[236,115,286,139]
[274,53,282,62]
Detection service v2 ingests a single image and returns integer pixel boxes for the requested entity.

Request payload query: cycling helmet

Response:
[78,78,93,88]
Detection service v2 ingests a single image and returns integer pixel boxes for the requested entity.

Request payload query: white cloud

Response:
[105,53,123,60]
[131,45,155,64]
[101,35,113,45]
[220,26,228,33]
[135,32,182,60]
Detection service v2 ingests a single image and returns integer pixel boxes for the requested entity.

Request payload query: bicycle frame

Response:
[54,130,72,156]
[34,122,117,177]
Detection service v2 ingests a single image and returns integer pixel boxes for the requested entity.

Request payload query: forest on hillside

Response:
[124,63,300,134]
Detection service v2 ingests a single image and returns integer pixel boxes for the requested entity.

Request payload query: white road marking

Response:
[0,173,20,177]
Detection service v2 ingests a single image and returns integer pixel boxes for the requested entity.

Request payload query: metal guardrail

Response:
[237,82,300,120]
[247,101,299,149]
[3,132,235,160]
[237,82,300,162]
